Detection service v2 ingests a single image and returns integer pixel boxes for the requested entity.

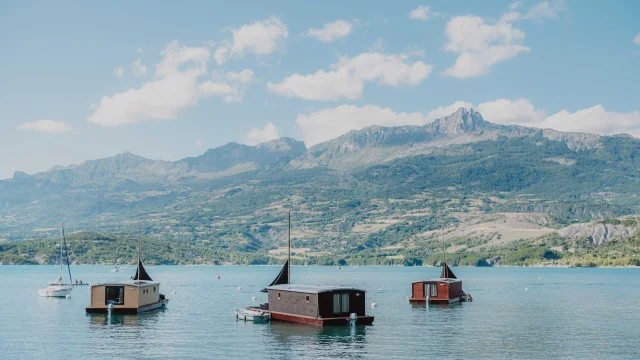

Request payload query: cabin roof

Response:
[91,280,160,287]
[267,284,365,294]
[413,278,461,284]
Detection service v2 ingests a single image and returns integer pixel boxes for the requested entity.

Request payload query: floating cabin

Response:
[248,212,374,326]
[409,263,470,304]
[251,262,374,326]
[86,260,168,314]
[86,229,168,314]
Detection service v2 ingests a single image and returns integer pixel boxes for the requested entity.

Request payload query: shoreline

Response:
[2,263,639,269]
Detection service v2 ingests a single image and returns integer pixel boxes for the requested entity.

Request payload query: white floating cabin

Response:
[86,224,168,314]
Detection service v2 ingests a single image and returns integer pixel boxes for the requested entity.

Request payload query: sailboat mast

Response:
[62,223,72,284]
[442,226,446,265]
[59,224,63,279]
[137,220,141,282]
[288,211,291,285]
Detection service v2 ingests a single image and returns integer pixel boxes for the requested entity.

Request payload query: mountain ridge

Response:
[4,108,631,186]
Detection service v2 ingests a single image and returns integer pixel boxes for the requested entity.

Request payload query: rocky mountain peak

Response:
[255,137,306,153]
[429,107,487,135]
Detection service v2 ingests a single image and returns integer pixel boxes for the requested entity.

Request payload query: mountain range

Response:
[1,107,639,267]
[3,108,610,186]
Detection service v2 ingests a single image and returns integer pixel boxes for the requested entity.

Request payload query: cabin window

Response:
[153,286,156,293]
[105,286,124,305]
[424,283,438,297]
[332,293,350,314]
[277,292,281,300]
[305,295,310,303]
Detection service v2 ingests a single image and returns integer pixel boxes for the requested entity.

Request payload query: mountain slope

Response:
[1,108,639,254]
[178,137,306,178]
[289,108,603,170]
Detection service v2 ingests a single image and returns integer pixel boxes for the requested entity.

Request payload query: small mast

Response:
[137,220,141,283]
[288,211,291,285]
[62,223,72,284]
[442,226,446,265]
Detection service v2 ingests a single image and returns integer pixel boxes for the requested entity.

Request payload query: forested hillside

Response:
[1,109,639,266]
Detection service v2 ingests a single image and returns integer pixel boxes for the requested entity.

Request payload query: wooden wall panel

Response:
[268,290,319,318]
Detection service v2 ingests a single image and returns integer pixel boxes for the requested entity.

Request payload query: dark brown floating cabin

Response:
[409,231,472,305]
[249,212,374,326]
[86,222,169,314]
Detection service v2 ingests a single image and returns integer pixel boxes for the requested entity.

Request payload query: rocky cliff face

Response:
[558,222,637,245]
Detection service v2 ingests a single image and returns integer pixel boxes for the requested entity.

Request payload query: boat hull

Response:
[248,308,374,326]
[409,296,464,304]
[38,286,73,297]
[85,299,169,314]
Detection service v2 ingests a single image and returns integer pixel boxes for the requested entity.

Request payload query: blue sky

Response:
[1,0,639,179]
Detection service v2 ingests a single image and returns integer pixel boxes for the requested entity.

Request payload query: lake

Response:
[1,266,639,359]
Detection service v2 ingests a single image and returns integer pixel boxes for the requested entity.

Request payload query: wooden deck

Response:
[85,299,169,314]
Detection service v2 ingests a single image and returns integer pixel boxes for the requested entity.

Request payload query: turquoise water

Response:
[1,266,639,359]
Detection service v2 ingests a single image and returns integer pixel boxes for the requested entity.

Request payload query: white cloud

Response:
[523,1,564,21]
[226,69,254,84]
[132,58,147,77]
[297,104,440,146]
[409,6,430,21]
[215,17,288,65]
[113,66,124,78]
[443,1,564,79]
[634,33,640,45]
[308,20,353,42]
[267,52,432,101]
[195,140,203,147]
[137,47,144,54]
[245,122,280,145]
[541,106,640,136]
[444,13,530,79]
[214,47,229,65]
[296,98,640,146]
[89,41,252,127]
[476,98,545,125]
[477,98,640,137]
[18,120,72,134]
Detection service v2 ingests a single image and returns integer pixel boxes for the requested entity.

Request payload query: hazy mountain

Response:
[177,137,306,178]
[6,138,306,188]
[289,108,604,170]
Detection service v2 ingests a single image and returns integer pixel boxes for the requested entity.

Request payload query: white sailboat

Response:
[38,223,74,298]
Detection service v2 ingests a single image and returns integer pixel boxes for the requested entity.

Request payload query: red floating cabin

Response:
[248,212,374,326]
[409,263,469,304]
[409,230,472,305]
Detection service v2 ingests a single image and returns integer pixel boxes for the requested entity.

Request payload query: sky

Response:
[0,0,639,179]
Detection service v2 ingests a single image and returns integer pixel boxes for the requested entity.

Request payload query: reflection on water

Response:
[268,322,368,359]
[87,309,165,328]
